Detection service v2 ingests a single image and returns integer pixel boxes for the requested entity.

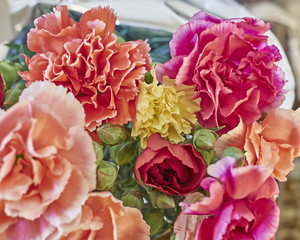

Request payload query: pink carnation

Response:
[19,5,151,131]
[174,192,205,240]
[156,11,286,133]
[0,82,96,240]
[181,157,280,240]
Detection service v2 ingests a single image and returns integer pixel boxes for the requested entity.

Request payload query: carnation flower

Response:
[156,11,286,133]
[131,68,200,148]
[135,133,206,196]
[182,157,280,240]
[174,192,205,240]
[0,81,96,239]
[19,5,151,131]
[59,192,150,240]
[215,108,300,181]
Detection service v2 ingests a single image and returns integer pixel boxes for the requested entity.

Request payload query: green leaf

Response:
[144,211,165,236]
[121,191,144,210]
[0,61,23,89]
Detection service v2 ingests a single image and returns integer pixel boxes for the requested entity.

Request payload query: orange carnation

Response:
[215,108,300,181]
[19,5,151,131]
[60,192,150,240]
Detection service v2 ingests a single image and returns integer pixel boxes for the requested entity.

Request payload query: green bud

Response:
[148,189,175,209]
[144,211,164,236]
[221,147,245,167]
[144,71,153,84]
[96,160,119,190]
[96,122,127,145]
[193,129,216,151]
[93,141,103,166]
[121,191,144,210]
[200,149,215,166]
[110,139,137,165]
[3,89,22,109]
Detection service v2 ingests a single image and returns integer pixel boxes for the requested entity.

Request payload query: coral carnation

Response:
[19,5,151,131]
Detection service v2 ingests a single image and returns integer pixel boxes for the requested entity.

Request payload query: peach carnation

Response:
[0,81,96,239]
[60,192,150,240]
[215,108,300,181]
[19,5,151,131]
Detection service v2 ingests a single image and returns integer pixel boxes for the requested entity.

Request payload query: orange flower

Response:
[19,5,151,131]
[27,5,82,54]
[60,192,150,240]
[215,108,300,181]
[0,81,96,239]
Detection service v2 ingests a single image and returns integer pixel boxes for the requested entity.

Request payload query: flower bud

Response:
[121,191,144,210]
[200,149,215,166]
[221,147,245,167]
[149,189,175,209]
[193,129,216,151]
[110,139,137,165]
[96,160,119,190]
[96,122,127,145]
[93,141,103,166]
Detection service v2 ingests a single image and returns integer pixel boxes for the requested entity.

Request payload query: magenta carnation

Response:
[156,11,286,132]
[181,157,280,240]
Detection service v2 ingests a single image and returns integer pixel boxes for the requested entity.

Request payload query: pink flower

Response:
[174,192,205,240]
[0,81,96,240]
[19,5,152,131]
[182,157,280,240]
[215,108,300,181]
[59,192,150,240]
[135,133,206,196]
[156,11,286,133]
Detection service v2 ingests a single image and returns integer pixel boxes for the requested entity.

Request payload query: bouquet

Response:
[0,3,299,240]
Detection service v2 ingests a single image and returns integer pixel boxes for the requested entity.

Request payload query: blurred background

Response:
[1,0,300,239]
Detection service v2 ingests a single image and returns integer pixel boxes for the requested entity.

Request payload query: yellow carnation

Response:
[131,68,200,148]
